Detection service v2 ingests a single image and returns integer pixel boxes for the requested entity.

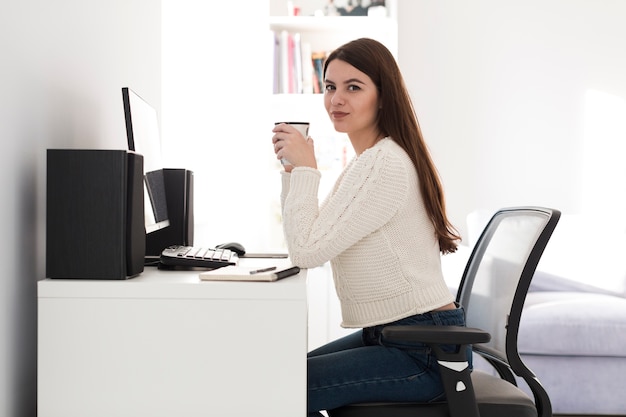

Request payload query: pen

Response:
[249,266,277,275]
[274,266,300,280]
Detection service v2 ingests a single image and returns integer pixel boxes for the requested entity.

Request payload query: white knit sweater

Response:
[280,138,454,328]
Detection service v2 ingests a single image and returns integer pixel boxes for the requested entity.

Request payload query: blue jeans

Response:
[307,306,468,416]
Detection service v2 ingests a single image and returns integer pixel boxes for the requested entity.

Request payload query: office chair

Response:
[328,206,561,417]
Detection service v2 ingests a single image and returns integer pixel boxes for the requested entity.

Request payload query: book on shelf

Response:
[272,29,328,94]
[293,32,303,94]
[272,30,280,94]
[301,41,313,94]
[279,30,290,93]
[311,51,327,94]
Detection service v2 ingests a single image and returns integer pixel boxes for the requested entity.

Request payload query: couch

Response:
[441,211,626,416]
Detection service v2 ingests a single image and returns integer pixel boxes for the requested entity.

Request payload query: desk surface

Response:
[39,258,307,300]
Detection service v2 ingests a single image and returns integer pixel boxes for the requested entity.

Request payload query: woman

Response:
[271,38,465,416]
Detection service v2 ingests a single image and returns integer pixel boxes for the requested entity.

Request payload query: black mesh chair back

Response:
[328,206,560,417]
[457,206,560,417]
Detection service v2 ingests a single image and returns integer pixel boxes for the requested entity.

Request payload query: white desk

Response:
[38,259,307,417]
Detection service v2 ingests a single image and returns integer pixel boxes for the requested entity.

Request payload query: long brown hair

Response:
[323,38,460,254]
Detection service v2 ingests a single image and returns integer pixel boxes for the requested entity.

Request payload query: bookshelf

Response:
[269,15,397,54]
[269,16,398,95]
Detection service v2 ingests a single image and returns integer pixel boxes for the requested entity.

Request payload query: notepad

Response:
[199,265,300,282]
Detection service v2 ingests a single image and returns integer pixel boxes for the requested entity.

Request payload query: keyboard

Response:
[159,245,239,269]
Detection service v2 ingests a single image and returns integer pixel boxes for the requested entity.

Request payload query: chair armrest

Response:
[381,325,491,417]
[382,325,490,347]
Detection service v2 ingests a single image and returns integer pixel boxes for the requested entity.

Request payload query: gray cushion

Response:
[520,354,626,415]
[519,291,626,356]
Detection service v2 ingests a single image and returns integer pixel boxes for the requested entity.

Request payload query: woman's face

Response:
[324,59,380,140]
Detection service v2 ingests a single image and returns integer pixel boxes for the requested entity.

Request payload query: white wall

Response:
[164,0,626,250]
[161,0,279,251]
[398,0,626,239]
[0,1,160,415]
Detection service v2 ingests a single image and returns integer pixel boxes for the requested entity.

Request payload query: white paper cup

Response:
[275,122,310,165]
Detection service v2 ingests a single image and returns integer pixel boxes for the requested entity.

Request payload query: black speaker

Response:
[145,168,194,259]
[46,149,145,279]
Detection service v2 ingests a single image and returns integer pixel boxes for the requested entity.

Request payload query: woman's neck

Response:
[349,131,385,155]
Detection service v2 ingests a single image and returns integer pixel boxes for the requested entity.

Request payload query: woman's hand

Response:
[272,123,317,172]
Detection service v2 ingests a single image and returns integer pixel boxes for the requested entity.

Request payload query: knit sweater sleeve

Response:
[281,142,410,268]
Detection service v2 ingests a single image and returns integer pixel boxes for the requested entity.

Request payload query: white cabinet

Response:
[38,264,308,417]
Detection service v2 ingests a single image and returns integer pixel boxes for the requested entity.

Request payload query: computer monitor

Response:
[122,87,170,234]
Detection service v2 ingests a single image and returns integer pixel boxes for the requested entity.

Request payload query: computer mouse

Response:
[215,242,246,256]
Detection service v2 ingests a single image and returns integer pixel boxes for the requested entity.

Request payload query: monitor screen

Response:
[122,87,170,234]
